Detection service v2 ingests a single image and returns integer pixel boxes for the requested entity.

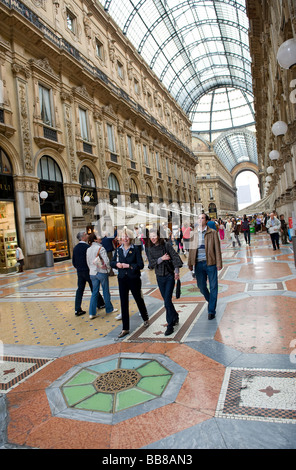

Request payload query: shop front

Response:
[0,148,19,273]
[38,156,69,262]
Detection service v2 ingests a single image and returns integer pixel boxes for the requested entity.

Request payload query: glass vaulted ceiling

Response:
[98,0,257,172]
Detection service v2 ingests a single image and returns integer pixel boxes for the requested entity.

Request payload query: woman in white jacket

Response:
[266,212,281,250]
[86,233,118,319]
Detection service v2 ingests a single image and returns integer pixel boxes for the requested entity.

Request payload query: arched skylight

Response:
[98,0,257,170]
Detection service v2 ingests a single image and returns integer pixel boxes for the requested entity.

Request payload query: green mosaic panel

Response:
[61,358,173,413]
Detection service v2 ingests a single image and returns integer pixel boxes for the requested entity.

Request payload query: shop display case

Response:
[41,214,69,260]
[0,229,18,272]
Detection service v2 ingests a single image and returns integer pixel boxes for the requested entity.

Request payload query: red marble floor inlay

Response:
[215,296,296,354]
[238,261,292,280]
[6,343,225,449]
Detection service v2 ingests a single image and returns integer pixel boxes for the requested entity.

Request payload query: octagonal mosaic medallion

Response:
[46,353,187,424]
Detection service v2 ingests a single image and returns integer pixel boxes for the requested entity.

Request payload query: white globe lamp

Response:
[272,121,288,136]
[277,38,296,69]
[267,166,275,174]
[269,150,280,161]
[40,190,48,200]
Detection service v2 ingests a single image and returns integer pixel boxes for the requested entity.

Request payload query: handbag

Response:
[93,246,109,271]
[176,279,181,299]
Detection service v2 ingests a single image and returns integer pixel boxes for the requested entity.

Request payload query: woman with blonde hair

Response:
[110,227,149,338]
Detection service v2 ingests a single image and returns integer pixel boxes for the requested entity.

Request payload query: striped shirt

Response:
[196,228,207,262]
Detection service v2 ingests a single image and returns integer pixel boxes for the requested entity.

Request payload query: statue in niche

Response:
[108,39,116,62]
[83,15,92,40]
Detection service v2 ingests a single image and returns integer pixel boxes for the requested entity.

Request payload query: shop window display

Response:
[42,214,69,259]
[0,202,18,272]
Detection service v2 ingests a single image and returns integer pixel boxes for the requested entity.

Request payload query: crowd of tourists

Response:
[71,210,291,340]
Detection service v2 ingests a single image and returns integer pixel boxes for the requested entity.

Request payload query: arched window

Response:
[146,183,152,207]
[108,173,120,204]
[79,166,96,187]
[0,148,12,175]
[79,166,97,206]
[37,156,63,182]
[37,156,68,261]
[158,185,164,203]
[129,178,138,203]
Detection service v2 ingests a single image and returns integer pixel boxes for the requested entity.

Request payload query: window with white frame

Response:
[96,39,104,60]
[107,123,116,153]
[174,162,178,178]
[66,8,76,33]
[134,78,139,94]
[127,136,134,160]
[166,158,170,175]
[155,151,161,172]
[79,108,89,141]
[143,145,149,166]
[117,61,124,79]
[39,85,53,127]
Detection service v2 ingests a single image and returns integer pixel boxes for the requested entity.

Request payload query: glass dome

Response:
[98,0,257,170]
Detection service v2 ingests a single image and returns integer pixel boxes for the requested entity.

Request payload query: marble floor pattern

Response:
[0,231,296,450]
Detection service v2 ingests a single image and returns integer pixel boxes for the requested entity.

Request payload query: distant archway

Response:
[235,170,260,211]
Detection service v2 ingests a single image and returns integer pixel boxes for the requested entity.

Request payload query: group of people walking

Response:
[213,211,290,251]
[72,215,223,338]
[72,227,184,338]
[72,209,290,339]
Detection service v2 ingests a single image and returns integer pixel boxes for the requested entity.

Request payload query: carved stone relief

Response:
[63,102,77,181]
[16,79,33,174]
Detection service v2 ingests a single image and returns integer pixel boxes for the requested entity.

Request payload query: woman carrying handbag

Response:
[86,233,118,320]
[147,228,183,336]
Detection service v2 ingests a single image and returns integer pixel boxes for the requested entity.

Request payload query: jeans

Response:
[195,261,218,315]
[75,271,105,312]
[89,272,114,316]
[243,230,250,244]
[157,274,178,328]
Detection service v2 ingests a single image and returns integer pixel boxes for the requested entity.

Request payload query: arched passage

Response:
[235,169,260,212]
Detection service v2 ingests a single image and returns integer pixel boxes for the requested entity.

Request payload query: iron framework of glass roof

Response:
[99,0,257,171]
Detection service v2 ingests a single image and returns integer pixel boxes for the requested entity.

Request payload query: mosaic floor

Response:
[1,231,296,449]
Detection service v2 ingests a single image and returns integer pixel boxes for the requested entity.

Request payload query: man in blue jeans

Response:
[72,231,105,316]
[188,214,222,320]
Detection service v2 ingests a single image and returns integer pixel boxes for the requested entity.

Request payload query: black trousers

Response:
[270,232,280,250]
[118,276,148,330]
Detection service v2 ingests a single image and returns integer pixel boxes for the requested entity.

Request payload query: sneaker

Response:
[143,320,149,328]
[112,308,118,314]
[115,313,122,320]
[89,315,97,320]
[75,310,86,316]
[97,305,105,309]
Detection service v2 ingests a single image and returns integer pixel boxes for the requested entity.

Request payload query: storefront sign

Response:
[0,175,14,200]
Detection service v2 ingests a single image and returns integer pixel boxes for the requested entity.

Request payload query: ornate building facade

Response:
[192,135,238,218]
[246,0,296,219]
[0,0,198,271]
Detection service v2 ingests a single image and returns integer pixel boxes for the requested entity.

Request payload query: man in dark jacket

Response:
[72,231,104,316]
